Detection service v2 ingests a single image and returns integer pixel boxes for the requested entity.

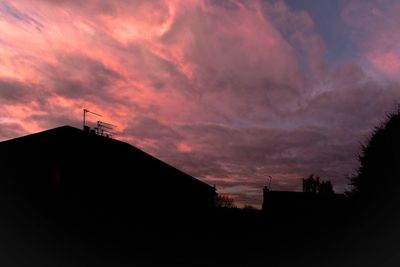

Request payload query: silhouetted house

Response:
[262,187,347,218]
[0,126,216,221]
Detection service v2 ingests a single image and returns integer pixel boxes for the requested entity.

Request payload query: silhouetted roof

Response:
[0,125,215,195]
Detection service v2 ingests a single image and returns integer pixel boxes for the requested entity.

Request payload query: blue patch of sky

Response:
[282,0,358,65]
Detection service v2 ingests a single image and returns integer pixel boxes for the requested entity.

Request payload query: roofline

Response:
[0,125,215,192]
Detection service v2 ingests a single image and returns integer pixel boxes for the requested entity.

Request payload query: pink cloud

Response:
[367,51,400,80]
[341,0,400,82]
[177,142,192,153]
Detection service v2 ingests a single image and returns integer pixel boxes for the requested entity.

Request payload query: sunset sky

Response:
[1,0,400,207]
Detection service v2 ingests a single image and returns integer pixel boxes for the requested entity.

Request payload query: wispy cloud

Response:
[0,1,43,31]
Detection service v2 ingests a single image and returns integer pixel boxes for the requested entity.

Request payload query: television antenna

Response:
[83,109,102,130]
[94,120,117,138]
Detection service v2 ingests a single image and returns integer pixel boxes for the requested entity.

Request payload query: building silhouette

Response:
[0,125,216,223]
[262,186,347,218]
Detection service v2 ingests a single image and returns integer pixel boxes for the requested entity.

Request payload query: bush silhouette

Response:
[215,194,236,208]
[318,181,334,194]
[348,109,400,209]
[302,174,334,194]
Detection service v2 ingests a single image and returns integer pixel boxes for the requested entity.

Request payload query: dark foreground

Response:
[1,197,399,267]
[1,126,400,266]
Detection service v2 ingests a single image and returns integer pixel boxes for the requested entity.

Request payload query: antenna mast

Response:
[268,176,272,190]
[83,109,102,130]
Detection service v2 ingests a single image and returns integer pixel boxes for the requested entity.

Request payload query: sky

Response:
[1,0,400,207]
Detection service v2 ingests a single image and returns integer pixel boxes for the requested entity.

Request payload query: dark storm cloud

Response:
[0,78,50,106]
[48,54,123,100]
[123,116,181,142]
[134,121,360,205]
[0,78,34,104]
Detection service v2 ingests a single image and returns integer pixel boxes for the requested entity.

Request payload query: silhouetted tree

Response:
[318,181,334,194]
[302,174,320,193]
[303,174,335,194]
[215,194,236,208]
[348,109,400,207]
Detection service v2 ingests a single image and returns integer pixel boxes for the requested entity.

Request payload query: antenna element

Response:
[83,109,102,130]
